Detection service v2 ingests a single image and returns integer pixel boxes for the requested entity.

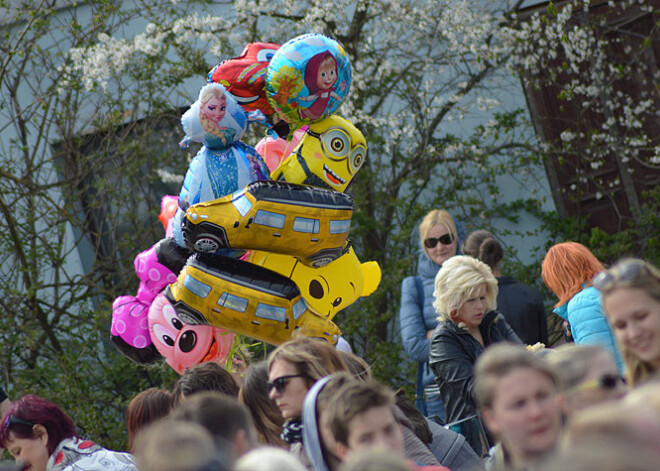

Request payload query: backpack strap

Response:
[414,275,427,412]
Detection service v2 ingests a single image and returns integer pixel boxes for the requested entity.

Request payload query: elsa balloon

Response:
[172,83,270,249]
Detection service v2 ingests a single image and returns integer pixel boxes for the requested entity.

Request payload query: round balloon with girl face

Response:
[266,34,351,129]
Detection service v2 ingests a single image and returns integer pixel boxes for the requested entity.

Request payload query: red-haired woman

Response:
[0,394,137,471]
[542,242,623,371]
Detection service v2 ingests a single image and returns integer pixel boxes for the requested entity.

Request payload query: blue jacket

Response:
[553,285,624,372]
[400,251,442,387]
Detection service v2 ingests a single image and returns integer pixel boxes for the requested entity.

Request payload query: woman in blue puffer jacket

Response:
[541,242,623,372]
[399,210,464,421]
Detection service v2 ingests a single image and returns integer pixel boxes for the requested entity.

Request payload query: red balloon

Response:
[208,42,280,116]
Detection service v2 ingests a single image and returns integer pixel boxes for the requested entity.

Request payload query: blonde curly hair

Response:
[433,255,498,324]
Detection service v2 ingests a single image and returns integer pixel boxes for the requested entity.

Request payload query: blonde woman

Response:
[428,256,520,453]
[399,209,461,420]
[594,258,660,387]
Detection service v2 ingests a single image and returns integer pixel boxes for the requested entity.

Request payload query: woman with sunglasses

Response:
[267,337,347,467]
[399,209,462,421]
[547,344,627,418]
[429,255,521,455]
[542,242,623,372]
[594,258,660,387]
[0,394,137,471]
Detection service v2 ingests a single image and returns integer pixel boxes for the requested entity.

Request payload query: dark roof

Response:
[189,253,301,300]
[246,180,354,211]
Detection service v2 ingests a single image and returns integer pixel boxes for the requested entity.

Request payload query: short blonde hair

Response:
[419,209,458,260]
[433,255,498,323]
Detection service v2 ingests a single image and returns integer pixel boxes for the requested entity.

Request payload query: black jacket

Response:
[497,277,548,345]
[429,311,521,425]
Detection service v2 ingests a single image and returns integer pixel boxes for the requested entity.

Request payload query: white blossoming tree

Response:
[2,0,658,446]
[504,0,660,253]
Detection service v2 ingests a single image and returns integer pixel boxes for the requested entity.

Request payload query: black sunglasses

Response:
[570,373,626,393]
[424,234,454,249]
[2,415,35,430]
[267,374,307,394]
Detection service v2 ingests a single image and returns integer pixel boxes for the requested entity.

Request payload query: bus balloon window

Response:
[183,275,212,298]
[255,303,287,322]
[218,292,249,313]
[232,191,253,217]
[254,210,286,229]
[329,219,351,234]
[293,217,320,234]
[292,298,307,320]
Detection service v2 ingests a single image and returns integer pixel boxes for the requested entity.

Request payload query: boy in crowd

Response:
[474,344,562,470]
[170,392,257,459]
[325,379,450,470]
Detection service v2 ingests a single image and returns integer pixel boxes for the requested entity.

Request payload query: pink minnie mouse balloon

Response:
[148,292,234,374]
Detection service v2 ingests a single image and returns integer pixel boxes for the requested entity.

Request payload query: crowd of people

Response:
[1,209,660,471]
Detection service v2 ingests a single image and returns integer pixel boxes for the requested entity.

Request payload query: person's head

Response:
[170,392,257,457]
[200,87,227,123]
[234,446,307,471]
[419,209,459,266]
[303,373,359,471]
[546,344,626,417]
[541,241,604,307]
[462,230,503,272]
[594,258,660,385]
[325,380,403,462]
[433,255,498,329]
[173,362,239,405]
[267,337,347,420]
[135,419,229,471]
[0,394,77,471]
[563,402,660,458]
[126,388,173,452]
[475,344,561,468]
[538,436,660,471]
[238,362,287,448]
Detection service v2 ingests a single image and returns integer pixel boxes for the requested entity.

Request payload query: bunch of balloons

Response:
[111,34,380,374]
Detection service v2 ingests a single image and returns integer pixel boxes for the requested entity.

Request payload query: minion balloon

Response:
[270,115,366,193]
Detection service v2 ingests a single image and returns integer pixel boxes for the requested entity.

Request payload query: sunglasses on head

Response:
[570,373,626,394]
[266,374,307,394]
[592,260,658,293]
[2,415,35,430]
[424,234,454,249]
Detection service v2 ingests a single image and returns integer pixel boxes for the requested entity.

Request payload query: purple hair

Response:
[304,52,337,94]
[0,394,77,454]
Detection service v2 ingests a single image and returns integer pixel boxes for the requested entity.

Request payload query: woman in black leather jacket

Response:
[429,256,521,453]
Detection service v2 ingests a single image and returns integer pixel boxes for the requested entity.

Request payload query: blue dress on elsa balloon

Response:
[172,83,270,248]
